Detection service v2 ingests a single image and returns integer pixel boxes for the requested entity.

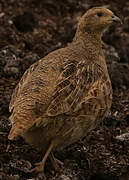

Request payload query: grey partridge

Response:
[8,7,121,173]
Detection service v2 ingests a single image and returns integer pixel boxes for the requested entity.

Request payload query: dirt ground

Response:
[0,0,129,179]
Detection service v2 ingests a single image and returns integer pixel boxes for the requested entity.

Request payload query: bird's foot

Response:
[29,161,45,173]
[50,154,64,172]
[54,158,64,170]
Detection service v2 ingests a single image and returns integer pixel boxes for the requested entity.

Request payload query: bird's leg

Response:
[30,140,55,173]
[49,152,64,172]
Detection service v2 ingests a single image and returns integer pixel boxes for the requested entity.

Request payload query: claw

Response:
[29,161,45,173]
[50,153,64,172]
[55,158,64,169]
[29,140,56,174]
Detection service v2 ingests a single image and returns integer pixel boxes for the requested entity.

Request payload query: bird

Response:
[8,7,121,173]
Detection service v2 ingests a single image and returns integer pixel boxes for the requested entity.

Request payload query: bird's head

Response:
[77,7,121,34]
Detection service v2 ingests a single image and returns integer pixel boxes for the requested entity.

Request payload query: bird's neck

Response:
[73,30,102,51]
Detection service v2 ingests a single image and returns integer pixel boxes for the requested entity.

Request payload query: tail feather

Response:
[8,125,19,140]
[8,109,37,140]
[8,111,31,140]
[8,123,25,140]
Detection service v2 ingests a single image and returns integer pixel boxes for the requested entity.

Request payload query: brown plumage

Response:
[8,7,121,173]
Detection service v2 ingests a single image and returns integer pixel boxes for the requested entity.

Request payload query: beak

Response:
[111,16,122,24]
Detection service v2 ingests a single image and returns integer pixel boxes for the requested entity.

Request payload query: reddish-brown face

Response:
[79,7,121,32]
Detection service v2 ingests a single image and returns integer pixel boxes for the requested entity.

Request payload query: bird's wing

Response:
[47,60,103,116]
[8,58,104,140]
[9,61,39,113]
[8,58,60,139]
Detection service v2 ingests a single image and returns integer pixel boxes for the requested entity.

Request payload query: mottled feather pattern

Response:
[9,61,39,113]
[8,60,54,139]
[8,55,112,140]
[47,61,107,116]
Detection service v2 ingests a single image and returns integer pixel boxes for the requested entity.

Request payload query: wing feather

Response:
[8,58,104,140]
[9,61,39,112]
[47,61,103,116]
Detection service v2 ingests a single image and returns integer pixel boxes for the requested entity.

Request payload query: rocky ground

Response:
[0,0,129,179]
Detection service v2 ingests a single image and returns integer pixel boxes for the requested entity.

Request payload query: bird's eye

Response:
[97,12,103,17]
